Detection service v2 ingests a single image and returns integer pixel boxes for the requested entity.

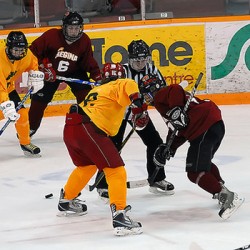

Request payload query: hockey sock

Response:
[64,165,97,200]
[0,112,4,120]
[15,108,30,145]
[28,99,48,131]
[187,171,222,194]
[210,163,224,183]
[74,89,91,104]
[103,166,127,210]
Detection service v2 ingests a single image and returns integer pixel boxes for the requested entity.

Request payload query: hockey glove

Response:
[130,93,149,130]
[39,61,56,82]
[28,70,44,94]
[0,100,20,122]
[153,143,175,168]
[131,110,149,130]
[166,106,189,131]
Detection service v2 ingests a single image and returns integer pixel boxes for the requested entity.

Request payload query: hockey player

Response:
[140,74,244,220]
[0,31,44,156]
[28,11,101,137]
[58,63,148,236]
[96,39,174,199]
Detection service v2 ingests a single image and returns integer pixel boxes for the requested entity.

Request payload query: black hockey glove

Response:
[166,106,189,131]
[153,144,175,168]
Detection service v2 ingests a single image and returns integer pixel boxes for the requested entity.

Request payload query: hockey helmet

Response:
[139,74,165,105]
[127,40,151,71]
[62,11,83,42]
[6,31,28,60]
[101,63,125,83]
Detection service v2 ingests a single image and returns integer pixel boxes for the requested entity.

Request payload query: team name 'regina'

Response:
[55,51,78,61]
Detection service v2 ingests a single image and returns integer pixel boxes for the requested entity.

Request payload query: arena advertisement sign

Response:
[0,24,206,104]
[207,21,250,93]
[90,24,205,89]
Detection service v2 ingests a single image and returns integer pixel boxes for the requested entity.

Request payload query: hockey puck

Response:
[45,193,53,199]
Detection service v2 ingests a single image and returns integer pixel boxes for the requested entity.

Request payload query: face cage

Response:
[7,47,27,60]
[129,56,151,71]
[63,25,83,42]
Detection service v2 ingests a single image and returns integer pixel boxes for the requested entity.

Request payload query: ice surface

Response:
[0,106,249,250]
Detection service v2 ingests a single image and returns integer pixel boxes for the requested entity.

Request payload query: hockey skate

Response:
[111,204,143,236]
[20,143,41,157]
[57,189,87,217]
[97,188,109,203]
[215,185,244,220]
[149,179,175,195]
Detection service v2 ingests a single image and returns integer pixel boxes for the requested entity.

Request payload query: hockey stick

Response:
[148,72,204,185]
[87,80,190,191]
[87,126,136,191]
[0,87,33,136]
[56,75,98,86]
[234,244,250,250]
[89,77,200,190]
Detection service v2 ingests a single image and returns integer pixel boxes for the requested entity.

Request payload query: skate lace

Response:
[27,143,37,150]
[71,198,85,207]
[219,193,227,205]
[68,199,85,212]
[152,180,171,188]
[73,198,85,205]
[22,143,38,151]
[123,206,141,227]
[219,190,235,210]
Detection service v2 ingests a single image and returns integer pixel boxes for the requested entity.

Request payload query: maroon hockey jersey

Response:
[154,84,222,146]
[29,28,100,81]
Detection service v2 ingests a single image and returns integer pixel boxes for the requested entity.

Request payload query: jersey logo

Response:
[6,70,17,81]
[55,47,78,61]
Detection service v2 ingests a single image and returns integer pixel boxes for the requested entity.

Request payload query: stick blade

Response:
[127,179,148,189]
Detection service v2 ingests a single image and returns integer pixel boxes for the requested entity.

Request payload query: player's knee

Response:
[103,166,127,183]
[187,171,205,185]
[16,108,28,125]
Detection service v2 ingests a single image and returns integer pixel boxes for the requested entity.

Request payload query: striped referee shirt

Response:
[122,63,167,87]
[122,63,167,119]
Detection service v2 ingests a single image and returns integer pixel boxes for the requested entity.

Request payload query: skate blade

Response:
[148,187,175,195]
[23,151,41,158]
[114,226,143,236]
[57,211,87,217]
[219,197,245,220]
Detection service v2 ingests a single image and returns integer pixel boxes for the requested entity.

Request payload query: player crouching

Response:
[57,63,145,236]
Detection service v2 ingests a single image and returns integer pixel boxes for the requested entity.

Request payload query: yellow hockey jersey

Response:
[82,78,139,136]
[0,47,39,103]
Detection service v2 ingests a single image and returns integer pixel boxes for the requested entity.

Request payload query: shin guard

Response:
[103,166,127,210]
[15,108,30,145]
[64,165,97,200]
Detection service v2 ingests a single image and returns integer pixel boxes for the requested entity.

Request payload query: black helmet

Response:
[128,40,151,71]
[139,74,165,105]
[6,31,28,60]
[128,39,151,59]
[62,11,83,42]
